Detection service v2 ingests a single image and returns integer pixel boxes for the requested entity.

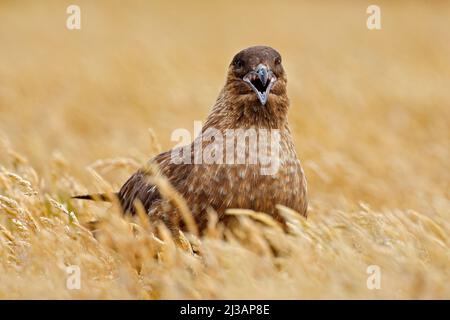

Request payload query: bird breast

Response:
[179,129,306,218]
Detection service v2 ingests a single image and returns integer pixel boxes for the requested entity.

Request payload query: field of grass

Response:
[0,1,449,299]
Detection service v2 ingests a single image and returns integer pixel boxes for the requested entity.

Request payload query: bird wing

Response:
[117,150,177,214]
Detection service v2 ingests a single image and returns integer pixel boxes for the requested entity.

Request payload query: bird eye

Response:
[275,57,281,65]
[234,58,244,68]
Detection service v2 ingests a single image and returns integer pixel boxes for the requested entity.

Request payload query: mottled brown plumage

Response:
[79,46,307,232]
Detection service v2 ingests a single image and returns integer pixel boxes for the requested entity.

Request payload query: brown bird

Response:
[74,46,307,233]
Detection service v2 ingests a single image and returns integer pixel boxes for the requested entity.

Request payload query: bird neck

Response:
[204,89,290,131]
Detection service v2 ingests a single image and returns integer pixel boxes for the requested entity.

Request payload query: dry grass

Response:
[0,0,449,299]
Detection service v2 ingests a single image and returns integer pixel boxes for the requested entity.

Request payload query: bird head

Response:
[227,46,287,106]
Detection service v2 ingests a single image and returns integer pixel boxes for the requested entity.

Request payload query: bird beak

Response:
[243,64,277,105]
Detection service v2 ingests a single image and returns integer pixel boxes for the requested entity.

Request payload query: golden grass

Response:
[0,0,449,299]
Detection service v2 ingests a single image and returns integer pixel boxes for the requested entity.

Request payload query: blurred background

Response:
[0,0,449,216]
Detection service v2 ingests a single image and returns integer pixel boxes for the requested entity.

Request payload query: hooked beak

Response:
[243,64,276,105]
